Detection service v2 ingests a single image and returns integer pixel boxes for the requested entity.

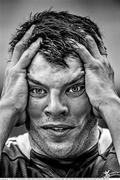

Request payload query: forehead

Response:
[28,53,84,87]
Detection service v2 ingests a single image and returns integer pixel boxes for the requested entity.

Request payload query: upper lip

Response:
[41,124,75,129]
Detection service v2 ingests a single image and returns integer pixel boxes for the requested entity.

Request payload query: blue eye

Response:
[66,84,85,97]
[29,87,47,98]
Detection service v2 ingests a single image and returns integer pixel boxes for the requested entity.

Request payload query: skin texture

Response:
[0,26,42,153]
[1,26,42,126]
[0,25,120,164]
[70,37,116,110]
[27,53,99,159]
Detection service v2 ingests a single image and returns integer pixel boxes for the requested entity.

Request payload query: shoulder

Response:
[3,132,31,159]
[2,137,25,160]
[93,128,120,177]
[0,134,30,177]
[98,127,112,154]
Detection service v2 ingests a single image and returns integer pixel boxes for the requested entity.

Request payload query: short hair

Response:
[10,10,107,67]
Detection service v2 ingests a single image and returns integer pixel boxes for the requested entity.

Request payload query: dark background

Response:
[0,0,120,136]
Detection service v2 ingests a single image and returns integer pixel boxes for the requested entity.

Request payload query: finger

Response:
[94,34,107,56]
[70,40,93,64]
[7,50,12,63]
[15,38,42,69]
[90,34,109,67]
[6,51,13,70]
[12,25,35,65]
[85,35,101,58]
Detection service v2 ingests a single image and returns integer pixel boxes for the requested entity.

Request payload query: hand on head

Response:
[1,25,42,126]
[69,34,115,114]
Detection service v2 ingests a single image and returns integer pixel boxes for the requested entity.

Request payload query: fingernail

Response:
[36,38,42,44]
[30,25,35,32]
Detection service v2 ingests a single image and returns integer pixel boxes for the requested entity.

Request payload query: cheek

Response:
[69,93,91,118]
[27,96,45,120]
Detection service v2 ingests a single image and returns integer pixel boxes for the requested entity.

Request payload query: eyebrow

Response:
[27,74,47,87]
[27,73,85,87]
[63,74,85,87]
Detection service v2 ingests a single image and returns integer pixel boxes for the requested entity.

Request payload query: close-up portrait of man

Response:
[0,0,120,178]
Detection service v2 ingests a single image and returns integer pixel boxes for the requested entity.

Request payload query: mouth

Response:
[41,124,75,134]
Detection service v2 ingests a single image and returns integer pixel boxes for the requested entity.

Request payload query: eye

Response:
[29,87,47,98]
[66,84,85,97]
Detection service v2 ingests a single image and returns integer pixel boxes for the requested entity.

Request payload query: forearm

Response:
[0,98,19,157]
[99,94,120,164]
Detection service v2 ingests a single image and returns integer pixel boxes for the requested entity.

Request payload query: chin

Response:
[44,141,78,159]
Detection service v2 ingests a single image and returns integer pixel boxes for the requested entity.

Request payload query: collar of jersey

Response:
[16,127,112,160]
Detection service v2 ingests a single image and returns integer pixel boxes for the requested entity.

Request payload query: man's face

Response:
[27,53,92,159]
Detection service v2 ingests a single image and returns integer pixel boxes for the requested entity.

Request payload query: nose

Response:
[44,91,68,117]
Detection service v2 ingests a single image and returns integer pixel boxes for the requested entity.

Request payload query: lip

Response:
[41,123,75,136]
[41,124,75,129]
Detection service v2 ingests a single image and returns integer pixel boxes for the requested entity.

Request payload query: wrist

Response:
[0,98,21,120]
[98,93,120,123]
[99,93,120,111]
[0,98,20,152]
[98,93,120,164]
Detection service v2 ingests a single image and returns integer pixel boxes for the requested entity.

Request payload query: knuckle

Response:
[101,59,107,66]
[99,43,107,56]
[23,51,31,59]
[92,62,100,69]
[92,60,101,69]
[29,40,39,50]
[28,45,33,51]
[86,35,94,44]
[101,58,111,69]
[25,31,31,38]
[78,44,85,51]
[6,67,26,79]
[15,42,23,51]
[85,61,99,69]
[100,57,108,66]
[8,67,16,76]
[9,66,21,77]
[15,41,27,51]
[4,67,16,80]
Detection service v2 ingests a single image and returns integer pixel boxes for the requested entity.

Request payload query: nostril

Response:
[45,109,68,117]
[45,111,52,117]
[61,110,67,116]
[44,102,68,117]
